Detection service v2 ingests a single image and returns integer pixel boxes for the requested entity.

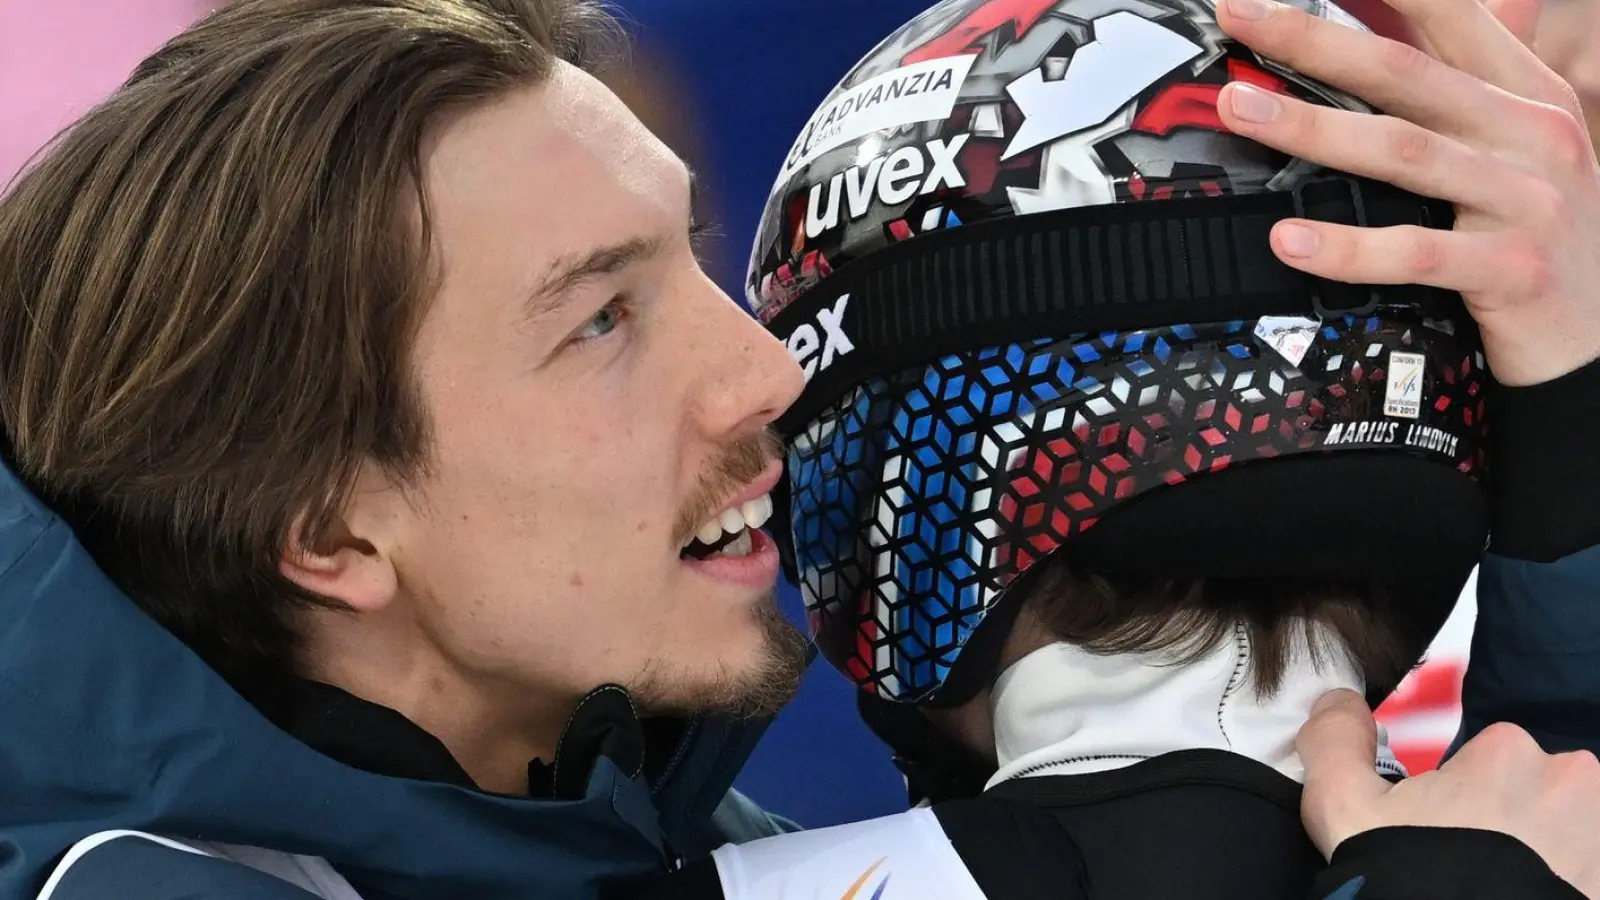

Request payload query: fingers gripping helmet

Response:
[750,0,1489,706]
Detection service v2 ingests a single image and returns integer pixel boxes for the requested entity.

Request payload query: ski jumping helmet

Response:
[749,0,1489,706]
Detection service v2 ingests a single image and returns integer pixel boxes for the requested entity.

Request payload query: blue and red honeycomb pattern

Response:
[784,313,1487,702]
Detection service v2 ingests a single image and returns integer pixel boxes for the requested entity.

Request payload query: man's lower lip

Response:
[680,529,780,587]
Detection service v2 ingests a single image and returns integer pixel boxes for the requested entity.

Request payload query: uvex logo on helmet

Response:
[783,294,854,383]
[805,135,972,239]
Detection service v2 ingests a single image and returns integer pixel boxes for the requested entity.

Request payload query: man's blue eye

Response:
[578,298,626,341]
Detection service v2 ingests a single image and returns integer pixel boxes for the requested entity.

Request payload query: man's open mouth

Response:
[680,494,775,560]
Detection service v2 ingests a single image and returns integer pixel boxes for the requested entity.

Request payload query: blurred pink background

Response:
[0,0,206,185]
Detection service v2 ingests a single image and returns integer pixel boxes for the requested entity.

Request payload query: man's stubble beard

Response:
[631,589,811,720]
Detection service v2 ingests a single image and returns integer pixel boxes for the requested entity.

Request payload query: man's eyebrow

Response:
[523,235,665,326]
[522,167,697,328]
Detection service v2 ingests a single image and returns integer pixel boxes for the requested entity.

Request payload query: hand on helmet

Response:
[1215,0,1600,388]
[1299,689,1600,896]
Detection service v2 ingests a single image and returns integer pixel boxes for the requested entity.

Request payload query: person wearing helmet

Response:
[625,0,1600,897]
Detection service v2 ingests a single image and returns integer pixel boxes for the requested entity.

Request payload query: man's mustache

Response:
[673,430,785,549]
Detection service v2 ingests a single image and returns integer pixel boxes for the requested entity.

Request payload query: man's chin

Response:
[634,591,811,720]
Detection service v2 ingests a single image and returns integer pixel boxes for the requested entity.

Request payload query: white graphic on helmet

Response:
[1008,101,1136,213]
[785,294,856,383]
[1002,12,1205,160]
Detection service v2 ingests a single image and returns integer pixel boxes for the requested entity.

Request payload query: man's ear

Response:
[279,473,401,613]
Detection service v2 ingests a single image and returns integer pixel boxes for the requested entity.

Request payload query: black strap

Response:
[605,858,725,900]
[932,798,1089,900]
[857,691,997,805]
[769,176,1456,433]
[983,748,1305,811]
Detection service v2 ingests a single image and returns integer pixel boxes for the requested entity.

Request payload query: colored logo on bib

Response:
[840,856,891,900]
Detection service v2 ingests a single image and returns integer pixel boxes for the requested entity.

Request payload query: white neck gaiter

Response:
[987,619,1404,788]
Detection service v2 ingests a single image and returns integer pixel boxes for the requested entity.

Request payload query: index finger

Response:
[1215,0,1567,137]
[1374,0,1563,107]
[1483,0,1542,49]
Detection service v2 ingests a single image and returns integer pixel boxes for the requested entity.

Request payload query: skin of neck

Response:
[297,603,569,794]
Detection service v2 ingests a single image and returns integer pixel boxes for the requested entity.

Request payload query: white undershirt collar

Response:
[987,619,1404,788]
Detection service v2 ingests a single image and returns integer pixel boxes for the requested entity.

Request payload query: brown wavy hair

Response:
[1024,560,1412,697]
[0,0,620,705]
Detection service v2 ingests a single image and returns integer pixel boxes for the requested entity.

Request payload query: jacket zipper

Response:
[653,717,705,873]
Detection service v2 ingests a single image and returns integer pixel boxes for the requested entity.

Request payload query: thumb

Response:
[1297,689,1391,858]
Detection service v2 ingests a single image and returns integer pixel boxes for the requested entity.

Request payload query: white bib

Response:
[711,807,987,900]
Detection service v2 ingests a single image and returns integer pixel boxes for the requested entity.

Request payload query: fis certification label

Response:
[1384,351,1427,419]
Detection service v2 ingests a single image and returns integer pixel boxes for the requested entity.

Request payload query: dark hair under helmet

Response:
[749,0,1489,707]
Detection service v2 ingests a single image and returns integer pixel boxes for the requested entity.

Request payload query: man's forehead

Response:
[544,62,684,180]
[420,72,691,245]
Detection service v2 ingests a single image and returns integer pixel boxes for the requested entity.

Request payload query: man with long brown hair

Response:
[0,1,812,898]
[2,2,1600,900]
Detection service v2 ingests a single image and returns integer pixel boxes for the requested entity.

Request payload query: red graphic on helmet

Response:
[902,0,1060,65]
[1133,58,1287,136]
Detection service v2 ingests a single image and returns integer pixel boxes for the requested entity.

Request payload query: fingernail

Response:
[1312,688,1358,716]
[1229,0,1277,20]
[1278,222,1320,257]
[1229,83,1283,123]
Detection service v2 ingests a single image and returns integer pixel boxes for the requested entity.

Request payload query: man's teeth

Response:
[691,493,775,548]
[695,519,724,547]
[723,530,753,556]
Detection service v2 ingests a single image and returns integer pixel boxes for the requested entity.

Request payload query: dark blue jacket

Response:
[0,460,791,900]
[1453,360,1600,756]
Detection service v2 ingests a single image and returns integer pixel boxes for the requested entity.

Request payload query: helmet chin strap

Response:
[857,690,998,806]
